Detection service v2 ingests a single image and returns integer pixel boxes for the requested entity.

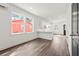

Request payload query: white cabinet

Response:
[37,32,53,40]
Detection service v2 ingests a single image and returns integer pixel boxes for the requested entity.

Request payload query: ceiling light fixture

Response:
[30,7,33,9]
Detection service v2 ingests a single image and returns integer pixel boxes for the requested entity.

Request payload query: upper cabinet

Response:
[72,3,78,35]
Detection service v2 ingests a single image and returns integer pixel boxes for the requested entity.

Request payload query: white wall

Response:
[0,3,41,51]
[66,3,72,56]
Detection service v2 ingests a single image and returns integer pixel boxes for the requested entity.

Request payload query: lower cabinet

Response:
[37,32,53,40]
[72,36,79,56]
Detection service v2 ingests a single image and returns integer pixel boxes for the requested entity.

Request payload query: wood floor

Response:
[0,35,70,56]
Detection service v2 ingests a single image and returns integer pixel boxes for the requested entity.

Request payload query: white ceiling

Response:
[13,3,70,21]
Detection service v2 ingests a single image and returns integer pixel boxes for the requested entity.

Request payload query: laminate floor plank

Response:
[0,35,70,56]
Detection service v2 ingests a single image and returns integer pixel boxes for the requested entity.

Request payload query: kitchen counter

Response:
[37,31,53,40]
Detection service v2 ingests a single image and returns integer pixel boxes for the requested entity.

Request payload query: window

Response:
[25,17,33,32]
[11,12,33,34]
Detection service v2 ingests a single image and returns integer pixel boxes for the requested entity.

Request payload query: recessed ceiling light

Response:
[30,7,33,9]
